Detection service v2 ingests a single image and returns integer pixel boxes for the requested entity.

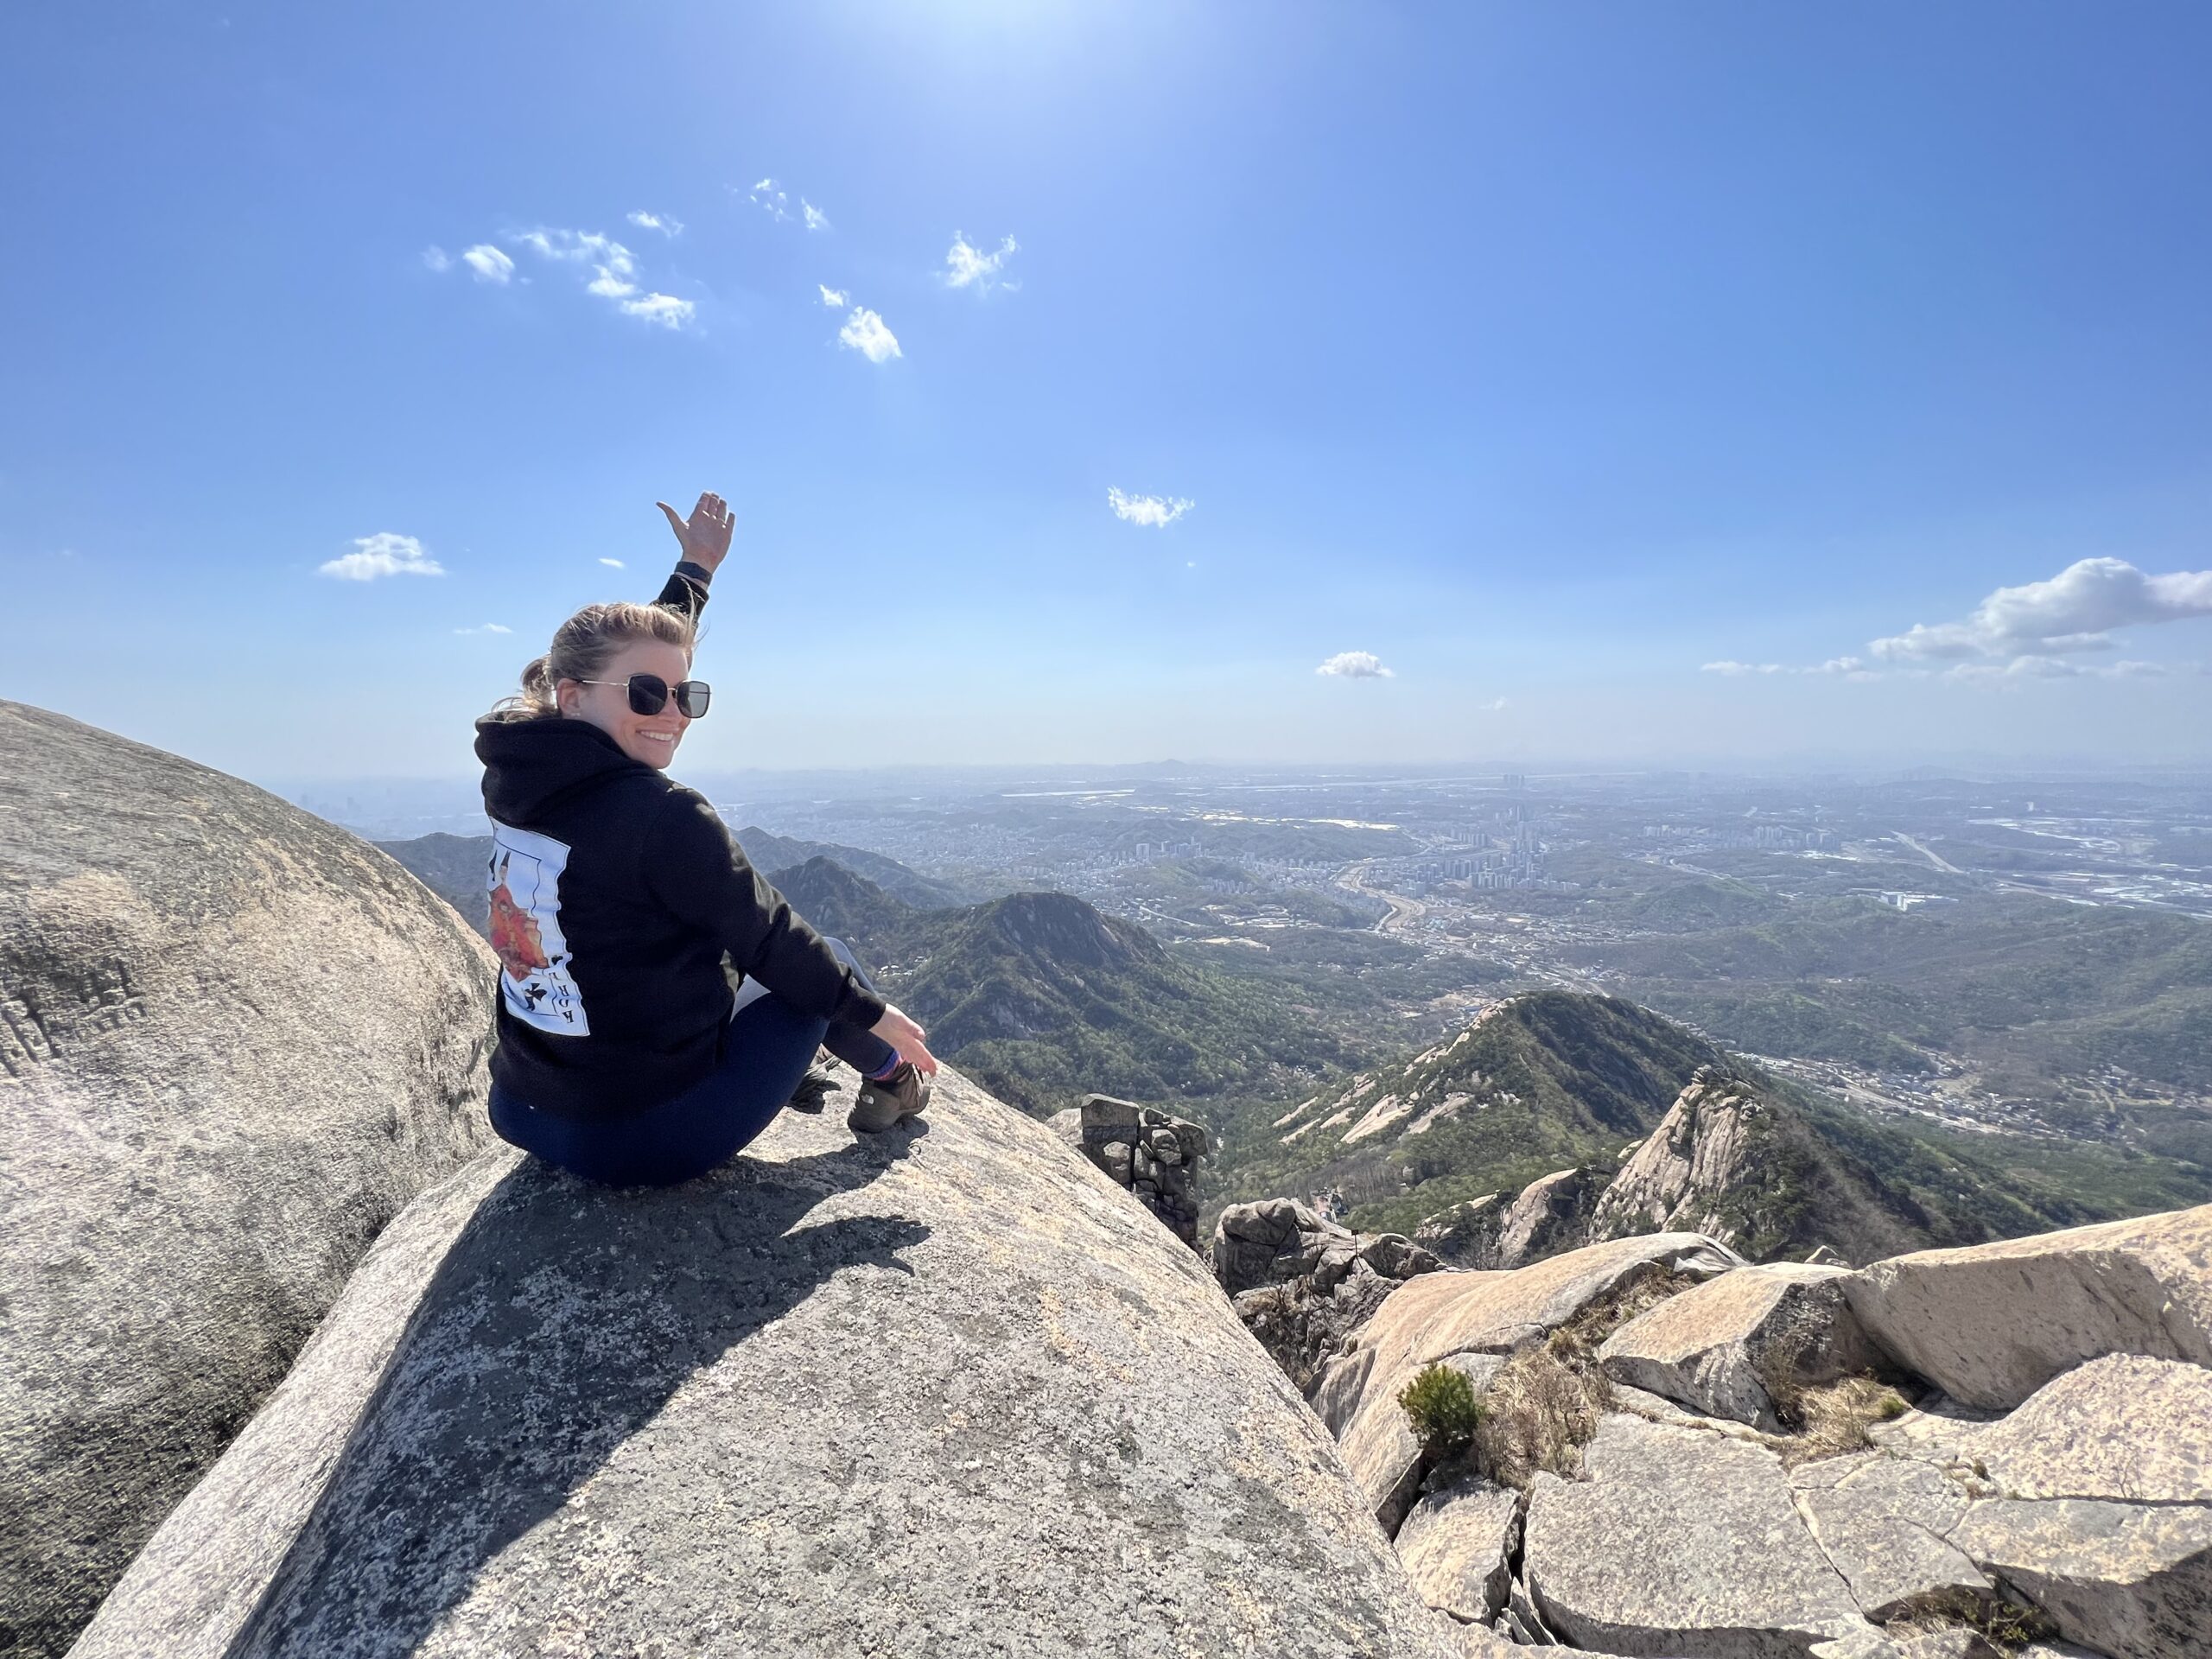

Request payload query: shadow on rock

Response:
[224,1132,930,1659]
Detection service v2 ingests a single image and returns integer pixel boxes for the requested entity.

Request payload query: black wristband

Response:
[675,559,714,587]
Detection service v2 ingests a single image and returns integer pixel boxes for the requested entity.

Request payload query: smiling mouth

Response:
[638,730,679,746]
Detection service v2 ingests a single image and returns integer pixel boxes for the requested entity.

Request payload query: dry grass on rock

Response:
[1464,1267,1700,1491]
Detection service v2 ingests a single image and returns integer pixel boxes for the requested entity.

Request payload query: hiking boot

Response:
[783,1064,835,1116]
[848,1061,931,1134]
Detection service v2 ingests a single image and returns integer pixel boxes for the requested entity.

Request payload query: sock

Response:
[867,1052,903,1083]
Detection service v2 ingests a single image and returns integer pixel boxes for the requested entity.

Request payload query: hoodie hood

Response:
[475,715,649,824]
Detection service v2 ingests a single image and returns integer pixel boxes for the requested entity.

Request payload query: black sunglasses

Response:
[574,673,712,718]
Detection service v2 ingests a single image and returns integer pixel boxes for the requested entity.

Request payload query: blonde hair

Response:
[485,601,696,723]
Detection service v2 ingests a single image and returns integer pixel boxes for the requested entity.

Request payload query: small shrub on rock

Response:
[1397,1363,1484,1459]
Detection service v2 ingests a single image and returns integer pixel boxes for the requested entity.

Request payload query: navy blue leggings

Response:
[488,938,897,1188]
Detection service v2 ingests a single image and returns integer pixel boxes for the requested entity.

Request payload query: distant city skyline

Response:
[3,2,2209,779]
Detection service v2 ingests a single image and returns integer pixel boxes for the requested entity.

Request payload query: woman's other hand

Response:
[655,491,735,575]
[869,1005,940,1076]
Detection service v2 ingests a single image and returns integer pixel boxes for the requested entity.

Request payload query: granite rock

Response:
[73,1069,1463,1659]
[1840,1205,2212,1411]
[0,699,497,1658]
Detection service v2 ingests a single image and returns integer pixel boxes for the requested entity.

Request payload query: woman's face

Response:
[556,638,695,769]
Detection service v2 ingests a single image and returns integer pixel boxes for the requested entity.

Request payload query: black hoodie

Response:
[472,583,886,1118]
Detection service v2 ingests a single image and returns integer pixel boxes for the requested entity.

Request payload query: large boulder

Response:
[1598,1262,1886,1430]
[0,700,496,1657]
[1840,1205,2212,1410]
[1393,1474,1523,1625]
[1522,1414,1878,1657]
[1970,1354,2212,1503]
[1313,1233,1741,1522]
[73,1070,1465,1659]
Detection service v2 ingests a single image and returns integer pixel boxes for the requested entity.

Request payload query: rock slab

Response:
[0,699,497,1659]
[73,1070,1463,1659]
[1840,1204,2212,1410]
[1522,1414,1875,1657]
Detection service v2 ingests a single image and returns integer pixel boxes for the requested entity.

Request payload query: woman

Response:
[474,489,938,1187]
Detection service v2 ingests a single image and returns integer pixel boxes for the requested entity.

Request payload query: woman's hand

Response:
[655,490,735,575]
[869,1005,940,1076]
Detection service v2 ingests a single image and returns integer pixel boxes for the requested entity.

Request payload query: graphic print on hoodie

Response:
[487,823,589,1035]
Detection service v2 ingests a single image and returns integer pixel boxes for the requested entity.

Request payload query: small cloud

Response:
[1701,660,1783,676]
[461,245,515,284]
[454,622,512,635]
[600,556,626,569]
[818,284,849,308]
[1947,654,2176,684]
[1805,655,1879,681]
[1107,487,1193,528]
[587,267,638,299]
[838,306,901,363]
[802,199,830,232]
[747,178,792,222]
[1871,556,2212,662]
[626,210,683,236]
[1476,696,1509,712]
[422,245,452,273]
[1317,651,1393,679]
[620,292,696,329]
[320,532,444,582]
[944,231,1019,293]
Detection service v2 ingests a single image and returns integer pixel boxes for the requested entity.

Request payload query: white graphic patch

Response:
[486,820,590,1036]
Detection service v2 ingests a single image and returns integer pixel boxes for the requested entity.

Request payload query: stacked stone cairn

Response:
[1064,1093,1210,1247]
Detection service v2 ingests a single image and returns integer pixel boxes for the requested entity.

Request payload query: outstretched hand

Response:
[870,1005,940,1076]
[655,490,734,575]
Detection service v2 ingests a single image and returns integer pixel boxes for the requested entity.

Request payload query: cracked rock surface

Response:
[73,1070,1463,1659]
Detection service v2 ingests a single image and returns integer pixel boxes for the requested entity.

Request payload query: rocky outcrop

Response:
[0,700,497,1659]
[1313,1233,1742,1527]
[1586,1065,1938,1268]
[1598,1262,1888,1430]
[1840,1204,2212,1410]
[73,1070,1465,1659]
[1065,1091,1209,1245]
[1215,1197,1444,1394]
[1494,1166,1602,1268]
[1412,1194,1503,1269]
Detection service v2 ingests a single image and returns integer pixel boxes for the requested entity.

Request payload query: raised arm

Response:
[649,491,736,624]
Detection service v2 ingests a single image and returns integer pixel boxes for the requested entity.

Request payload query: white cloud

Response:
[1107,487,1193,528]
[627,210,683,236]
[944,232,1019,292]
[1946,655,2176,684]
[803,199,830,232]
[461,245,514,284]
[837,306,901,363]
[1806,655,1878,680]
[1476,697,1509,712]
[319,532,444,582]
[600,556,626,568]
[454,622,512,635]
[1317,651,1394,679]
[504,226,694,328]
[747,178,792,222]
[1872,557,2212,661]
[818,284,849,308]
[620,292,695,328]
[1700,660,1783,676]
[422,245,452,273]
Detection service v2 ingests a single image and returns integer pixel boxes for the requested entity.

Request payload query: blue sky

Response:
[4,1,2209,779]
